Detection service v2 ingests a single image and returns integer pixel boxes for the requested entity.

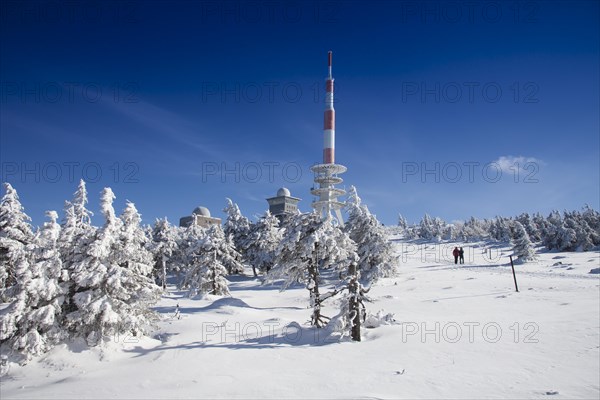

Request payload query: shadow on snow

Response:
[124,323,341,357]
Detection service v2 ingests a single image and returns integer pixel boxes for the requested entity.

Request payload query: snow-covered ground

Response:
[1,240,599,399]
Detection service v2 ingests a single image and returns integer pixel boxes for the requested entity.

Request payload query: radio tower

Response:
[311,51,347,226]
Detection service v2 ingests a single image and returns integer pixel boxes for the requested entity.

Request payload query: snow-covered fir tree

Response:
[397,214,408,231]
[344,186,396,285]
[560,212,582,251]
[458,217,489,241]
[181,224,238,297]
[118,202,156,276]
[223,198,251,266]
[511,221,538,263]
[516,213,541,242]
[532,212,550,240]
[1,211,67,358]
[581,205,600,235]
[565,209,600,251]
[572,218,596,251]
[576,206,600,249]
[542,210,563,250]
[418,213,434,240]
[58,180,96,307]
[267,213,357,328]
[150,218,179,289]
[418,214,446,241]
[176,223,206,285]
[489,216,513,242]
[0,183,34,302]
[244,211,282,276]
[396,214,410,238]
[66,188,160,345]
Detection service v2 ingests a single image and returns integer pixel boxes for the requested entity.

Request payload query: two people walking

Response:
[453,247,464,265]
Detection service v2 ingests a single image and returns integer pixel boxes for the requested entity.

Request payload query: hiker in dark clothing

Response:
[453,247,459,264]
[459,247,465,264]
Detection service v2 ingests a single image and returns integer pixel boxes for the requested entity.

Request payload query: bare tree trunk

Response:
[161,254,167,290]
[212,251,218,295]
[310,242,329,328]
[309,257,323,327]
[348,262,361,341]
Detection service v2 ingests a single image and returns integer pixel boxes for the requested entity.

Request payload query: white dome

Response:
[277,187,291,197]
[192,206,211,217]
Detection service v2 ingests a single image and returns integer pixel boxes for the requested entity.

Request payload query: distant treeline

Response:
[395,207,600,252]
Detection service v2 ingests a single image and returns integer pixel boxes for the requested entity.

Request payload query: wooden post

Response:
[509,255,519,292]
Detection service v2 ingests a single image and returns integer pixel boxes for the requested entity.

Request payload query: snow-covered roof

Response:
[192,206,211,217]
[277,187,291,197]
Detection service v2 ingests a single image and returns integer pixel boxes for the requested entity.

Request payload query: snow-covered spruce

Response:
[267,213,357,328]
[223,198,251,268]
[243,211,282,276]
[516,212,542,241]
[150,218,180,290]
[0,210,67,358]
[344,186,397,285]
[418,213,447,242]
[181,224,238,297]
[397,214,408,232]
[176,223,206,284]
[458,217,489,241]
[66,188,161,346]
[511,221,538,263]
[58,180,97,317]
[0,183,35,302]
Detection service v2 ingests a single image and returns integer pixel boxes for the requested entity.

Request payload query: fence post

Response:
[509,255,519,293]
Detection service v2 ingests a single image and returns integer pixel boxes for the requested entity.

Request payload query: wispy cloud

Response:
[492,155,546,174]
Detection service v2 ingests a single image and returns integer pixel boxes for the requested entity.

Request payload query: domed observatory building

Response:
[266,187,301,222]
[179,206,222,228]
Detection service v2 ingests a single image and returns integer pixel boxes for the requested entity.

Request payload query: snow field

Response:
[1,240,598,399]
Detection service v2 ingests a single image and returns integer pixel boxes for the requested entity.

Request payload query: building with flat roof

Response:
[179,206,221,228]
[266,187,300,221]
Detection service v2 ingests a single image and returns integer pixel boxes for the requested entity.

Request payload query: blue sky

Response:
[1,0,598,227]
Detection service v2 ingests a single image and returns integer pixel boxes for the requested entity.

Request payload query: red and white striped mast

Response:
[311,51,347,225]
[324,51,335,164]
